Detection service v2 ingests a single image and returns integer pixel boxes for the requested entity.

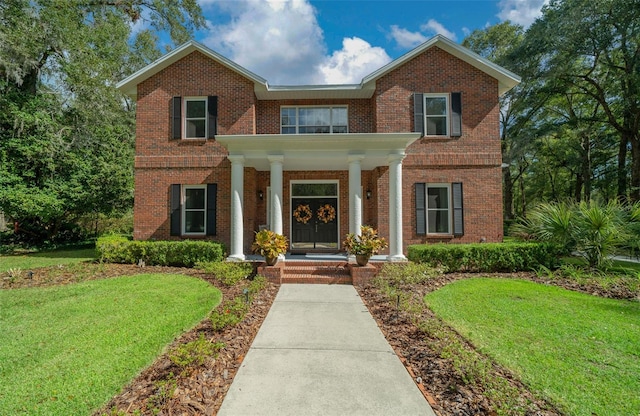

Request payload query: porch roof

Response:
[216,133,421,170]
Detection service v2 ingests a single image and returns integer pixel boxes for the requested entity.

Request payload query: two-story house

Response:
[117,35,519,261]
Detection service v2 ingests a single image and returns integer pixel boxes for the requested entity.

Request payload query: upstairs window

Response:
[413,92,462,137]
[185,98,207,138]
[424,95,449,136]
[171,96,218,140]
[281,106,348,134]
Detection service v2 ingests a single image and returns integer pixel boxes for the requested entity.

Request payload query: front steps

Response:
[256,260,379,285]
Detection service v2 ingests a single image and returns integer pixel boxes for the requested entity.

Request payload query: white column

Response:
[348,155,364,236]
[388,152,407,261]
[268,155,284,235]
[228,155,245,261]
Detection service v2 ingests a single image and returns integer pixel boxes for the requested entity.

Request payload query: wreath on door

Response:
[293,204,313,224]
[317,204,336,223]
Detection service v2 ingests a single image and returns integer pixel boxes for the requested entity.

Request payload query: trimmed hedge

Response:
[96,235,224,267]
[407,242,561,273]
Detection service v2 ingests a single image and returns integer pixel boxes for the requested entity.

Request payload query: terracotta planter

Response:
[355,254,371,266]
[265,255,278,266]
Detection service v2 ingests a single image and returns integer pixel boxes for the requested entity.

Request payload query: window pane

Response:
[282,126,296,134]
[185,211,205,233]
[332,126,347,133]
[426,116,447,135]
[292,183,337,196]
[300,108,330,126]
[186,120,206,138]
[281,108,296,126]
[185,188,205,209]
[332,108,347,125]
[428,210,449,233]
[425,97,447,115]
[427,187,449,209]
[299,126,330,134]
[186,100,206,118]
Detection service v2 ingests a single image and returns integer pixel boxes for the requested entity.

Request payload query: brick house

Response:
[117,35,520,261]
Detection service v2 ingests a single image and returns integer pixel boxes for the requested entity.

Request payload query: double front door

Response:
[291,197,338,251]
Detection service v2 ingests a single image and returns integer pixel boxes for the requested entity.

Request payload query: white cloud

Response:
[389,25,428,49]
[420,19,457,41]
[318,37,391,84]
[199,0,390,85]
[497,0,550,27]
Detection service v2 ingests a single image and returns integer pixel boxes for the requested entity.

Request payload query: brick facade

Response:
[127,39,512,255]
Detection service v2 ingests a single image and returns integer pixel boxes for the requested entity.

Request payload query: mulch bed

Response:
[3,264,635,415]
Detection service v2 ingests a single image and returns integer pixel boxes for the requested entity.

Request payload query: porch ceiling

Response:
[215,133,421,170]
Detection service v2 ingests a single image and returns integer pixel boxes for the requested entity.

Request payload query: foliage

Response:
[96,235,224,267]
[197,261,253,286]
[0,1,206,245]
[513,200,630,268]
[407,242,561,272]
[168,334,224,368]
[376,262,444,287]
[0,274,220,416]
[210,296,249,331]
[342,225,388,256]
[425,278,640,415]
[251,229,288,259]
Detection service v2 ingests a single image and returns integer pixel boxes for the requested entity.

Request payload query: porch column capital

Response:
[267,154,284,164]
[347,154,365,163]
[228,154,246,164]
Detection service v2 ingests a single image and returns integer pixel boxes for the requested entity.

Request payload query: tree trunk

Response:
[503,167,514,220]
[630,134,640,202]
[618,134,629,202]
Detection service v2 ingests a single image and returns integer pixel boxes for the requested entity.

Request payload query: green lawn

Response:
[0,274,221,415]
[0,247,97,272]
[425,278,640,415]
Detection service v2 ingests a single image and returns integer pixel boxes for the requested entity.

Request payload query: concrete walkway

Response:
[218,284,436,416]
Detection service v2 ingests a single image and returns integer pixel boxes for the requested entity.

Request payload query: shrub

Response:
[407,242,561,272]
[168,334,224,368]
[210,297,249,331]
[197,261,253,286]
[96,236,224,267]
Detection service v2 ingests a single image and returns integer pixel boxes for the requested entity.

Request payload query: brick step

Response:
[281,261,352,284]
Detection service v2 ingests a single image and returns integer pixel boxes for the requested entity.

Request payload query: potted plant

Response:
[252,229,288,266]
[343,225,388,266]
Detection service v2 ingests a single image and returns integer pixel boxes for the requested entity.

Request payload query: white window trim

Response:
[423,94,449,137]
[426,183,451,235]
[182,184,207,235]
[184,97,208,139]
[281,105,349,134]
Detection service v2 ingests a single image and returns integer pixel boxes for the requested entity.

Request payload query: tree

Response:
[523,0,640,201]
[0,0,205,243]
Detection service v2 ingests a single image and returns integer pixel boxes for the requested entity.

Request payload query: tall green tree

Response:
[523,0,640,201]
[0,0,205,243]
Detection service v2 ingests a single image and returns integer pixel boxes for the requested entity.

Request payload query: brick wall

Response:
[132,45,503,252]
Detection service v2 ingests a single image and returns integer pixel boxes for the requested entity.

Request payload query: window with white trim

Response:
[184,98,207,138]
[415,182,464,236]
[427,185,450,233]
[424,94,449,136]
[183,185,206,234]
[281,106,348,134]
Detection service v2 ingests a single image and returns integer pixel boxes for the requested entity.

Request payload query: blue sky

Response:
[189,0,548,85]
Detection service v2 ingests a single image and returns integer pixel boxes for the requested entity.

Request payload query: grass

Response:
[0,247,97,272]
[425,278,640,415]
[0,274,221,415]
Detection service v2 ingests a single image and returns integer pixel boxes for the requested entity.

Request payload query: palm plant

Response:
[573,200,626,268]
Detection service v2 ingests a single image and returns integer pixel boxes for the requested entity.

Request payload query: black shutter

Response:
[170,184,181,236]
[415,183,426,235]
[452,182,464,236]
[206,183,217,236]
[413,93,424,136]
[450,92,462,137]
[207,96,218,138]
[171,97,182,139]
